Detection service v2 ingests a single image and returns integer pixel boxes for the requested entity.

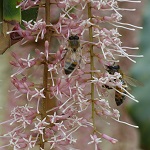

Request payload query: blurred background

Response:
[0,0,150,149]
[129,0,150,149]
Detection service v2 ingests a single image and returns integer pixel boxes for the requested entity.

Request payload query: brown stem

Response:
[39,0,51,149]
[88,2,96,132]
[39,0,57,149]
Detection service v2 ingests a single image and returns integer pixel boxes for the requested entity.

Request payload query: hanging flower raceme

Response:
[0,0,142,149]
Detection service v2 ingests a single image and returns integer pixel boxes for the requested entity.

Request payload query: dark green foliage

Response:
[0,0,39,54]
[22,7,39,23]
[3,0,21,23]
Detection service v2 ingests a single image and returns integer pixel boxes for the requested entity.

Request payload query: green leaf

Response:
[22,7,39,22]
[3,0,21,23]
[0,1,39,54]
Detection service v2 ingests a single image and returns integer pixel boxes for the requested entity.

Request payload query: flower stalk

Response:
[88,2,96,132]
[39,0,51,149]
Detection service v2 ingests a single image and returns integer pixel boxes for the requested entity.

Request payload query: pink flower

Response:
[102,134,118,144]
[31,118,49,135]
[11,76,34,99]
[10,105,36,128]
[88,134,102,150]
[10,52,36,77]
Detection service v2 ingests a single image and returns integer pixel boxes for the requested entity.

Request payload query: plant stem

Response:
[45,0,51,41]
[88,2,96,132]
[39,63,48,149]
[39,0,51,149]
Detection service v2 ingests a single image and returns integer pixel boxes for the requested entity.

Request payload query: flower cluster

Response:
[0,0,142,150]
[8,20,46,44]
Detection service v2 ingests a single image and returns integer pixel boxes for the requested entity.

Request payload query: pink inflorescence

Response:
[0,0,142,149]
